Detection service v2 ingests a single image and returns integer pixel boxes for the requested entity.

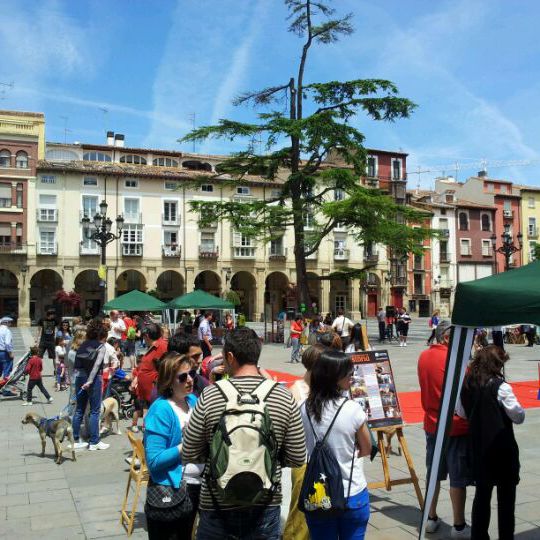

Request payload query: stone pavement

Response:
[1,326,539,539]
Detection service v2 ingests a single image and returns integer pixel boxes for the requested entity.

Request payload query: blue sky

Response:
[2,0,540,188]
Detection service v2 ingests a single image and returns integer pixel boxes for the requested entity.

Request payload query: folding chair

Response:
[120,431,149,536]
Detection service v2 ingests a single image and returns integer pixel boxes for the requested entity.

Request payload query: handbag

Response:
[144,479,192,522]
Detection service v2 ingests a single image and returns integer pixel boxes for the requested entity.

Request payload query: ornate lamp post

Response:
[491,223,523,272]
[81,200,124,310]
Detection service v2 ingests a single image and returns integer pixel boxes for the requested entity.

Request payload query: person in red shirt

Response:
[23,346,53,405]
[417,320,471,538]
[289,314,304,363]
[121,311,137,369]
[136,323,168,416]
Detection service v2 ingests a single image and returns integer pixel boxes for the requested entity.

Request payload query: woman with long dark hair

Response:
[345,323,368,353]
[301,349,372,539]
[460,345,525,539]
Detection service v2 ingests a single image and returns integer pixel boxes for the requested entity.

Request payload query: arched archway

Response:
[265,271,290,320]
[157,271,184,301]
[230,271,256,321]
[75,270,101,317]
[116,270,146,296]
[194,270,221,296]
[0,270,19,322]
[30,269,63,322]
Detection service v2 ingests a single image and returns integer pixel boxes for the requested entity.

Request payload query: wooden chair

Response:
[120,431,149,536]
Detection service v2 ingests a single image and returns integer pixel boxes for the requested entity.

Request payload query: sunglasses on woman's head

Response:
[177,369,197,383]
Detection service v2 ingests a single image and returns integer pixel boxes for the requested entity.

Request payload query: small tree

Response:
[181,0,433,312]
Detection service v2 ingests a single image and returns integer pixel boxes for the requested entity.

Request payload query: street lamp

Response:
[491,223,523,272]
[81,200,124,310]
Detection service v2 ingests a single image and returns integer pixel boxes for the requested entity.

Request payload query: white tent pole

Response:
[419,325,474,539]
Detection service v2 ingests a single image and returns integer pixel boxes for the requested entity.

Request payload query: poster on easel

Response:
[348,349,402,428]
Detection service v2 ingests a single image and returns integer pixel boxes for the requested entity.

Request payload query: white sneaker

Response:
[399,342,403,347]
[130,425,139,433]
[451,525,470,538]
[48,397,54,403]
[425,517,441,533]
[88,441,110,451]
[22,401,33,406]
[404,342,407,347]
[72,441,89,450]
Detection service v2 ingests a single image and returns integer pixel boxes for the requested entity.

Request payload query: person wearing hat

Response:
[417,320,472,538]
[0,317,14,379]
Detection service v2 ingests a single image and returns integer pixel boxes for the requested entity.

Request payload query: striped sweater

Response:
[181,376,306,510]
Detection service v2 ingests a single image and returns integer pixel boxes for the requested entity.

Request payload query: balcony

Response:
[334,248,350,261]
[364,252,379,264]
[79,244,100,256]
[233,246,256,259]
[365,176,379,188]
[0,242,27,255]
[36,209,58,222]
[123,212,143,224]
[503,209,513,219]
[199,245,219,259]
[438,279,453,289]
[439,229,450,237]
[269,247,287,261]
[392,276,407,287]
[37,242,57,255]
[122,244,143,256]
[439,253,450,264]
[162,214,181,226]
[162,244,181,258]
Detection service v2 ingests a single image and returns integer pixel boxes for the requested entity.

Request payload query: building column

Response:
[11,182,17,208]
[18,272,31,327]
[321,272,330,315]
[63,266,75,292]
[146,266,157,292]
[350,278,361,321]
[185,266,195,293]
[254,269,266,322]
[10,221,17,244]
[106,267,116,302]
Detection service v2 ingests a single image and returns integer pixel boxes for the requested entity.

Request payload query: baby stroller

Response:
[0,352,30,400]
[109,373,135,419]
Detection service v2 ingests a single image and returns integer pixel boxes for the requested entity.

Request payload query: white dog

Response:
[82,397,121,438]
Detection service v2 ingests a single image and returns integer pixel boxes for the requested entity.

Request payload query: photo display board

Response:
[348,349,403,428]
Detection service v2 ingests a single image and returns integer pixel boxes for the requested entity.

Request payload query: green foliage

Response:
[224,290,241,306]
[534,243,540,261]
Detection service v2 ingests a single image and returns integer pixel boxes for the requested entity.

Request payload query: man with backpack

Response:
[182,327,306,539]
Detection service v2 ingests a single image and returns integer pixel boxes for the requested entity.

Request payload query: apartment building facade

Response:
[4,135,415,324]
[519,186,540,264]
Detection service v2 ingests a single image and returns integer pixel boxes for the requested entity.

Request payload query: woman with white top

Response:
[301,349,372,539]
[144,352,200,540]
[460,345,525,540]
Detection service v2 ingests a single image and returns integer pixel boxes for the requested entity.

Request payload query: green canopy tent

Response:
[103,290,167,312]
[166,290,235,331]
[420,260,540,537]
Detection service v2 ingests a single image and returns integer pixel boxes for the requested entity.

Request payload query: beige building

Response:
[12,133,394,324]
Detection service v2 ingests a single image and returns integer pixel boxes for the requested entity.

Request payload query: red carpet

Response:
[266,370,540,424]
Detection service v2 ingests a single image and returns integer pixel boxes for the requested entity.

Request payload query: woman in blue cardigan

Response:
[144,352,199,540]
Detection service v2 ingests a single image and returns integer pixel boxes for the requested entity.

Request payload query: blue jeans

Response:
[305,489,370,540]
[197,506,280,540]
[72,374,102,445]
[0,350,13,378]
[291,337,301,362]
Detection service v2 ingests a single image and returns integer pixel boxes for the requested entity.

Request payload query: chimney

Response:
[478,169,487,178]
[114,134,125,148]
[107,131,114,146]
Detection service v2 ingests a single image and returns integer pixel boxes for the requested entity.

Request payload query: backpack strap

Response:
[251,378,278,403]
[305,398,348,444]
[215,379,239,403]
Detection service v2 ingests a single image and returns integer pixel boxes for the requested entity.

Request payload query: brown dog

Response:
[22,412,76,464]
[100,396,121,435]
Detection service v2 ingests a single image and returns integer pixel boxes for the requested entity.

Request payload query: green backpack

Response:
[127,326,137,340]
[207,379,280,507]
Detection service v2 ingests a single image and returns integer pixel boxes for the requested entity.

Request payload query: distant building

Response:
[518,185,540,264]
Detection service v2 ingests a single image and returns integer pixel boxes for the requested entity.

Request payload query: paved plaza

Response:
[1,321,539,539]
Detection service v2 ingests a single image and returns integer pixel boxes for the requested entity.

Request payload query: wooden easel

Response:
[367,425,424,508]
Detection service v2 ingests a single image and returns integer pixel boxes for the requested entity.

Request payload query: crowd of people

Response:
[0,304,530,539]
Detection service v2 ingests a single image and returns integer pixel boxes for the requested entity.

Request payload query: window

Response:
[335,294,346,313]
[414,254,423,269]
[529,217,537,237]
[201,232,215,251]
[16,183,22,208]
[303,209,315,229]
[481,213,491,232]
[528,197,535,209]
[334,188,345,201]
[270,189,282,198]
[124,198,140,221]
[334,239,347,257]
[164,181,180,190]
[482,239,492,257]
[82,195,98,219]
[391,158,402,180]
[236,186,250,196]
[503,199,511,211]
[233,231,255,257]
[0,183,11,207]
[0,149,10,167]
[15,151,28,168]
[164,230,178,246]
[0,223,10,245]
[270,237,284,256]
[440,208,447,215]
[122,224,143,256]
[153,157,179,167]
[40,175,56,184]
[486,183,494,192]
[120,155,146,165]
[440,241,448,261]
[125,178,139,188]
[367,156,377,177]
[530,242,537,261]
[445,194,454,203]
[413,273,423,295]
[163,201,179,224]
[46,149,79,161]
[460,238,471,256]
[38,194,57,221]
[201,184,214,193]
[83,177,98,186]
[458,212,469,231]
[39,230,56,254]
[183,160,212,172]
[83,151,111,162]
